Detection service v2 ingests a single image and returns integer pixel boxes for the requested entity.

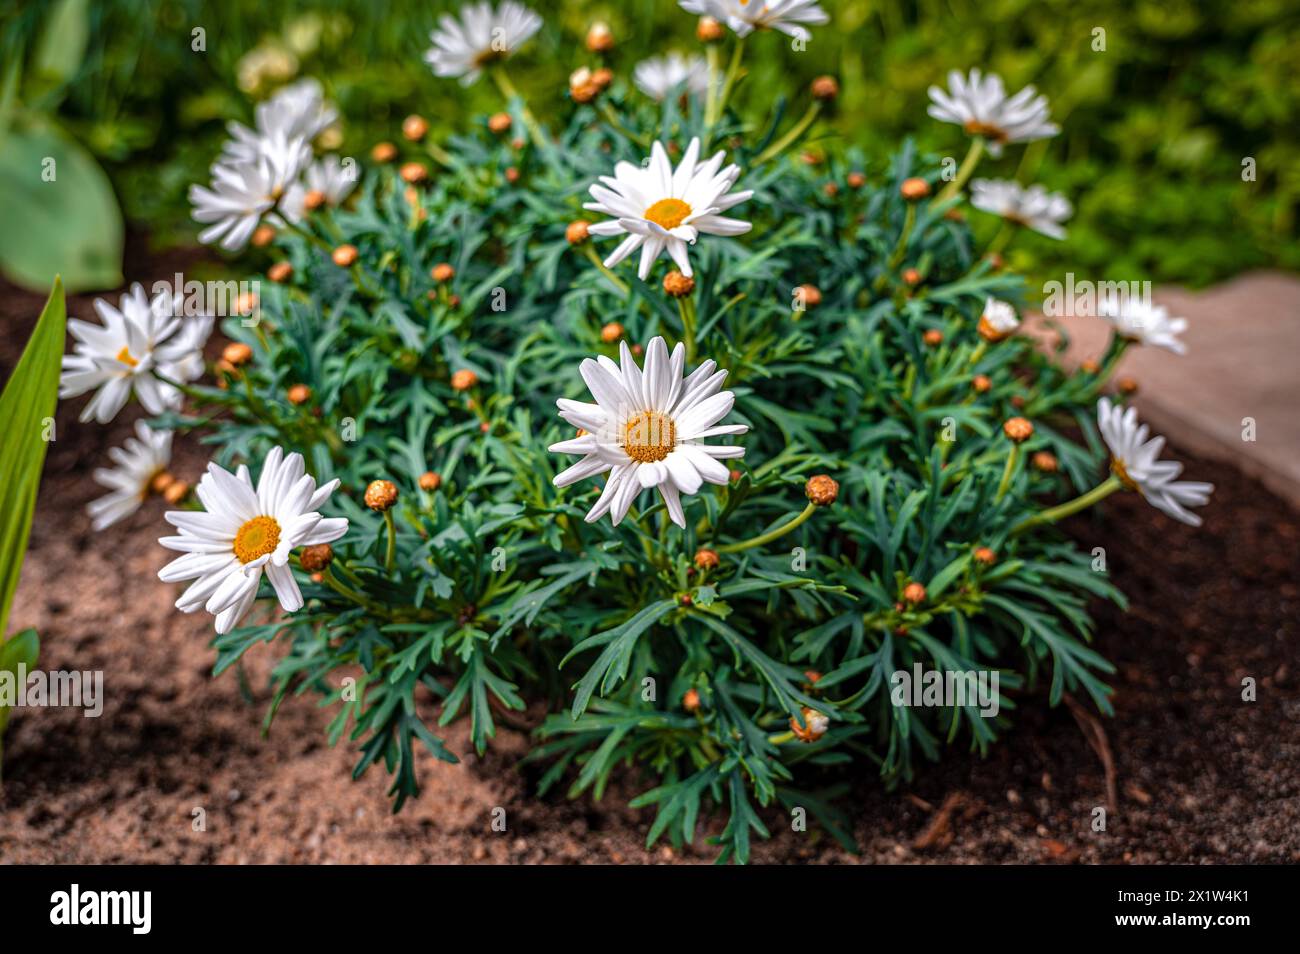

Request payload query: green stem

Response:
[677,295,697,365]
[704,38,744,147]
[582,243,630,297]
[321,566,381,612]
[598,100,650,147]
[717,502,816,554]
[491,66,546,151]
[752,100,822,166]
[934,136,985,205]
[1011,476,1124,536]
[987,220,1018,256]
[383,510,397,575]
[995,444,1021,502]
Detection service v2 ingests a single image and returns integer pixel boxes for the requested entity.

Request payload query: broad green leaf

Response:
[0,125,123,291]
[0,278,66,641]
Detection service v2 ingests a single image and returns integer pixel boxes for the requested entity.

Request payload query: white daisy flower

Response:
[633,53,710,101]
[550,337,747,528]
[158,446,349,634]
[60,284,210,424]
[678,0,829,40]
[927,68,1058,157]
[1097,397,1213,527]
[222,78,338,163]
[1098,298,1188,355]
[280,155,360,222]
[87,421,173,531]
[585,137,753,281]
[978,297,1020,341]
[190,132,310,251]
[970,178,1072,240]
[423,1,543,86]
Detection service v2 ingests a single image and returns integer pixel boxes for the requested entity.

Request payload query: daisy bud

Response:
[302,189,326,212]
[1032,451,1059,473]
[511,137,525,150]
[972,374,992,393]
[371,141,398,163]
[161,480,189,505]
[811,76,839,101]
[900,177,930,201]
[488,112,512,134]
[694,548,719,571]
[332,244,358,267]
[697,16,724,42]
[300,543,335,572]
[570,81,600,104]
[823,182,839,199]
[985,252,1004,271]
[795,283,822,308]
[450,294,461,307]
[235,292,259,316]
[803,670,822,690]
[586,21,614,52]
[973,546,997,566]
[215,359,237,383]
[847,171,866,189]
[923,329,943,346]
[729,468,742,482]
[505,166,520,184]
[402,115,429,142]
[678,593,693,607]
[451,369,478,391]
[805,474,839,506]
[944,208,966,223]
[310,572,324,583]
[268,262,293,284]
[431,263,455,283]
[1118,377,1139,395]
[566,220,590,245]
[149,471,176,495]
[287,384,311,405]
[790,707,829,743]
[591,68,613,90]
[903,268,922,287]
[479,421,491,434]
[801,150,821,165]
[251,224,277,247]
[1003,417,1034,443]
[682,688,701,712]
[400,162,428,184]
[903,581,927,604]
[600,322,624,343]
[1081,359,1101,374]
[222,342,253,366]
[364,479,399,512]
[419,471,442,492]
[1011,395,1026,409]
[663,270,695,298]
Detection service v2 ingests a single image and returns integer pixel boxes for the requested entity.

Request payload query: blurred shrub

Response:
[3,0,1297,286]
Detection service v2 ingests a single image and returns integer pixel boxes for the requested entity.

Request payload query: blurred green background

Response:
[3,0,1297,289]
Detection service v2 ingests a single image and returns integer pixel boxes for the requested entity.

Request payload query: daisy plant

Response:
[53,4,1216,861]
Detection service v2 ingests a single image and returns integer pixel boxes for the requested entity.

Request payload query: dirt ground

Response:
[1,249,1297,864]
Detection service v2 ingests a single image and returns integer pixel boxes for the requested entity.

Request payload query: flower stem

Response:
[717,502,816,554]
[704,38,744,147]
[598,100,650,148]
[934,136,985,206]
[677,295,698,365]
[1011,475,1124,536]
[995,444,1021,502]
[987,219,1018,255]
[491,66,546,151]
[382,510,397,575]
[752,100,822,166]
[582,243,630,297]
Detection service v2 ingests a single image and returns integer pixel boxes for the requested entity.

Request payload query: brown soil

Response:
[1,253,1296,864]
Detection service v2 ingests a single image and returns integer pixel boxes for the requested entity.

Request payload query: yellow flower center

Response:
[644,198,692,231]
[233,515,282,564]
[116,346,139,368]
[1111,458,1139,492]
[623,411,676,464]
[963,120,1009,143]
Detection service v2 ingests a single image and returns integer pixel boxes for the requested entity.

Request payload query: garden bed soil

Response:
[0,251,1296,864]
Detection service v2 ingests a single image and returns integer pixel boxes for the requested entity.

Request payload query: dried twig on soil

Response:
[1063,692,1118,814]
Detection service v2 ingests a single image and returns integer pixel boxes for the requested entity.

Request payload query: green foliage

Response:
[0,278,64,764]
[6,0,1296,285]
[150,64,1137,861]
[0,2,123,291]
